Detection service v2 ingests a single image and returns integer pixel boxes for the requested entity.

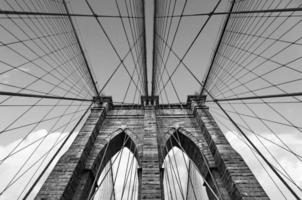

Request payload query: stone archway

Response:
[161,127,230,200]
[74,128,142,200]
[36,125,142,200]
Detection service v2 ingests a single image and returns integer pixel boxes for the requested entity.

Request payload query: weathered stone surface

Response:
[188,96,269,200]
[35,103,109,200]
[35,96,269,200]
[141,106,162,200]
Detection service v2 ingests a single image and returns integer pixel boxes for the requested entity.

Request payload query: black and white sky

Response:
[0,0,302,199]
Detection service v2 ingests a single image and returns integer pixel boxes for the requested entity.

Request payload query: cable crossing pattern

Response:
[0,0,301,199]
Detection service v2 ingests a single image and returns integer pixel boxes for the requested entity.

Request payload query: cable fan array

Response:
[0,0,301,199]
[152,0,302,199]
[0,0,146,199]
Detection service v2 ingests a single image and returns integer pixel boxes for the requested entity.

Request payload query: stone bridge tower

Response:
[36,96,269,200]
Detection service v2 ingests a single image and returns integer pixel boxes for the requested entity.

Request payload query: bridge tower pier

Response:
[35,96,269,200]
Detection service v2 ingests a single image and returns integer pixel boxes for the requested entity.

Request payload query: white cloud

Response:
[0,129,77,200]
[1,129,301,200]
[95,148,139,200]
[0,131,139,200]
[225,131,302,199]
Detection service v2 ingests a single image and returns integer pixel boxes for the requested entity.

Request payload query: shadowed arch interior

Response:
[162,146,209,200]
[94,144,139,200]
[162,128,210,179]
[160,127,227,200]
[90,128,141,176]
[74,128,141,200]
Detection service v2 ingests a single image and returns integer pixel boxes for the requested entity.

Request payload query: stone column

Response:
[188,96,269,200]
[141,105,162,200]
[35,99,111,200]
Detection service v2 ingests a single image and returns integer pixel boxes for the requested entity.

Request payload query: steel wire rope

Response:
[0,21,93,99]
[156,102,221,199]
[209,2,301,96]
[212,0,297,92]
[163,168,174,200]
[208,106,302,159]
[151,28,302,197]
[202,61,302,182]
[88,132,127,200]
[124,0,144,88]
[123,151,136,200]
[152,17,302,167]
[127,0,144,81]
[3,0,95,97]
[122,49,144,103]
[127,162,138,200]
[159,7,302,18]
[173,131,214,200]
[200,0,237,95]
[118,141,137,200]
[126,158,138,200]
[13,1,95,97]
[206,92,302,199]
[88,62,142,199]
[97,33,144,96]
[214,36,302,98]
[0,40,91,99]
[206,0,270,94]
[158,0,175,58]
[130,0,148,93]
[164,145,186,200]
[92,145,125,199]
[0,13,91,94]
[169,138,198,200]
[62,0,99,96]
[0,78,90,194]
[210,88,302,183]
[164,129,223,200]
[114,0,146,95]
[0,63,92,143]
[109,143,129,200]
[0,110,88,196]
[157,0,222,95]
[153,0,178,104]
[205,0,265,94]
[153,0,189,96]
[26,0,97,94]
[0,107,89,162]
[154,48,184,108]
[203,58,302,164]
[0,74,92,168]
[210,113,289,199]
[85,0,144,96]
[16,100,87,199]
[209,107,302,196]
[89,132,138,200]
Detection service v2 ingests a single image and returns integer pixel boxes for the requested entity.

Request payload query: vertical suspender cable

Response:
[200,0,235,95]
[62,0,99,97]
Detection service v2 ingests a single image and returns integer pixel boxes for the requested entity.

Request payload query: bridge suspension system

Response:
[0,0,301,199]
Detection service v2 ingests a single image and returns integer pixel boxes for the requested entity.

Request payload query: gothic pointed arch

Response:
[161,127,211,179]
[36,97,269,200]
[86,128,142,176]
[73,128,142,200]
[161,127,230,200]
